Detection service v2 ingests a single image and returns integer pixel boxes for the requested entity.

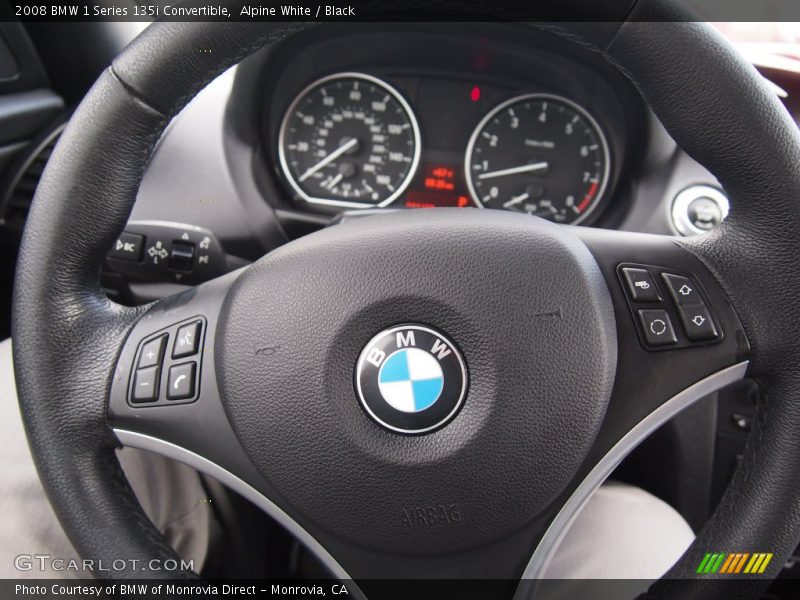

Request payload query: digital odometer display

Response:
[465,94,610,224]
[278,73,421,209]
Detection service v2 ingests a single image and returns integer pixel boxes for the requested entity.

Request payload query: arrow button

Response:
[662,273,703,306]
[678,305,719,341]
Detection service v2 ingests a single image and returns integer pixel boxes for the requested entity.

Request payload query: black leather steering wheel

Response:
[12,3,800,599]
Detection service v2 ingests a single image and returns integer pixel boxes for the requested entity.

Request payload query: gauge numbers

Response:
[465,94,610,224]
[278,73,421,209]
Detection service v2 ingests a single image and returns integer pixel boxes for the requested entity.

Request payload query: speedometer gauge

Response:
[278,73,421,209]
[465,93,610,224]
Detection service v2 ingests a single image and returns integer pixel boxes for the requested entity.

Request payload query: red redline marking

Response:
[577,182,599,213]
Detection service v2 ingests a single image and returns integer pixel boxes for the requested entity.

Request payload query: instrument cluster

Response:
[276,71,614,225]
[260,23,636,227]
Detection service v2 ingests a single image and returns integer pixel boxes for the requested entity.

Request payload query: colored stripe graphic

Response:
[719,554,737,573]
[696,553,712,574]
[699,553,726,574]
[733,553,750,573]
[745,553,773,574]
[698,553,773,575]
[711,554,726,573]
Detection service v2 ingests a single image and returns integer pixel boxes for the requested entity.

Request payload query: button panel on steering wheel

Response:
[618,263,722,351]
[127,317,206,406]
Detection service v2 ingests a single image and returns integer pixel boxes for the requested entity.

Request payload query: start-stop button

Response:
[671,185,730,236]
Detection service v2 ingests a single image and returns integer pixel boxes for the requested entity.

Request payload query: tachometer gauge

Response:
[465,93,610,224]
[278,73,421,209]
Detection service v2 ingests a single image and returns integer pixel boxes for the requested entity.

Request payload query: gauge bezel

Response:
[464,92,612,225]
[277,72,422,209]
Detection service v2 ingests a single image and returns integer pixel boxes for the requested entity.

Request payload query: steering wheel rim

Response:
[12,3,800,598]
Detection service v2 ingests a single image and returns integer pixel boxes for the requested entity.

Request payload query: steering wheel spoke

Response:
[107,268,359,580]
[574,226,750,430]
[517,226,750,583]
[108,270,240,472]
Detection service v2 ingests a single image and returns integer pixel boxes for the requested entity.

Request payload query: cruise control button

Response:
[132,366,159,403]
[662,273,703,306]
[677,304,719,341]
[622,267,662,302]
[167,362,196,400]
[173,321,201,358]
[138,334,166,369]
[638,309,678,346]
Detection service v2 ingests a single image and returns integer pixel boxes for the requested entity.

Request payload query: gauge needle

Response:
[477,161,549,181]
[502,193,530,209]
[323,173,343,190]
[299,138,358,182]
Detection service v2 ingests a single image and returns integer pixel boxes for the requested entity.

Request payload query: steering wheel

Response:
[12,4,800,599]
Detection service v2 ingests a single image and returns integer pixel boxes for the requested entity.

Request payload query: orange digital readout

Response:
[424,165,457,192]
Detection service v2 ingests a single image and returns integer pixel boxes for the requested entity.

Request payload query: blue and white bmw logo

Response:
[356,324,467,434]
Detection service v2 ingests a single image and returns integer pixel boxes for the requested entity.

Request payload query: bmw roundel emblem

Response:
[355,324,467,434]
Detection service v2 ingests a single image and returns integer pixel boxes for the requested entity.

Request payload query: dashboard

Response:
[113,21,742,294]
[253,24,642,228]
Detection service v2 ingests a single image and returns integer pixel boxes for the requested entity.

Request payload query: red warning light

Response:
[470,86,481,102]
